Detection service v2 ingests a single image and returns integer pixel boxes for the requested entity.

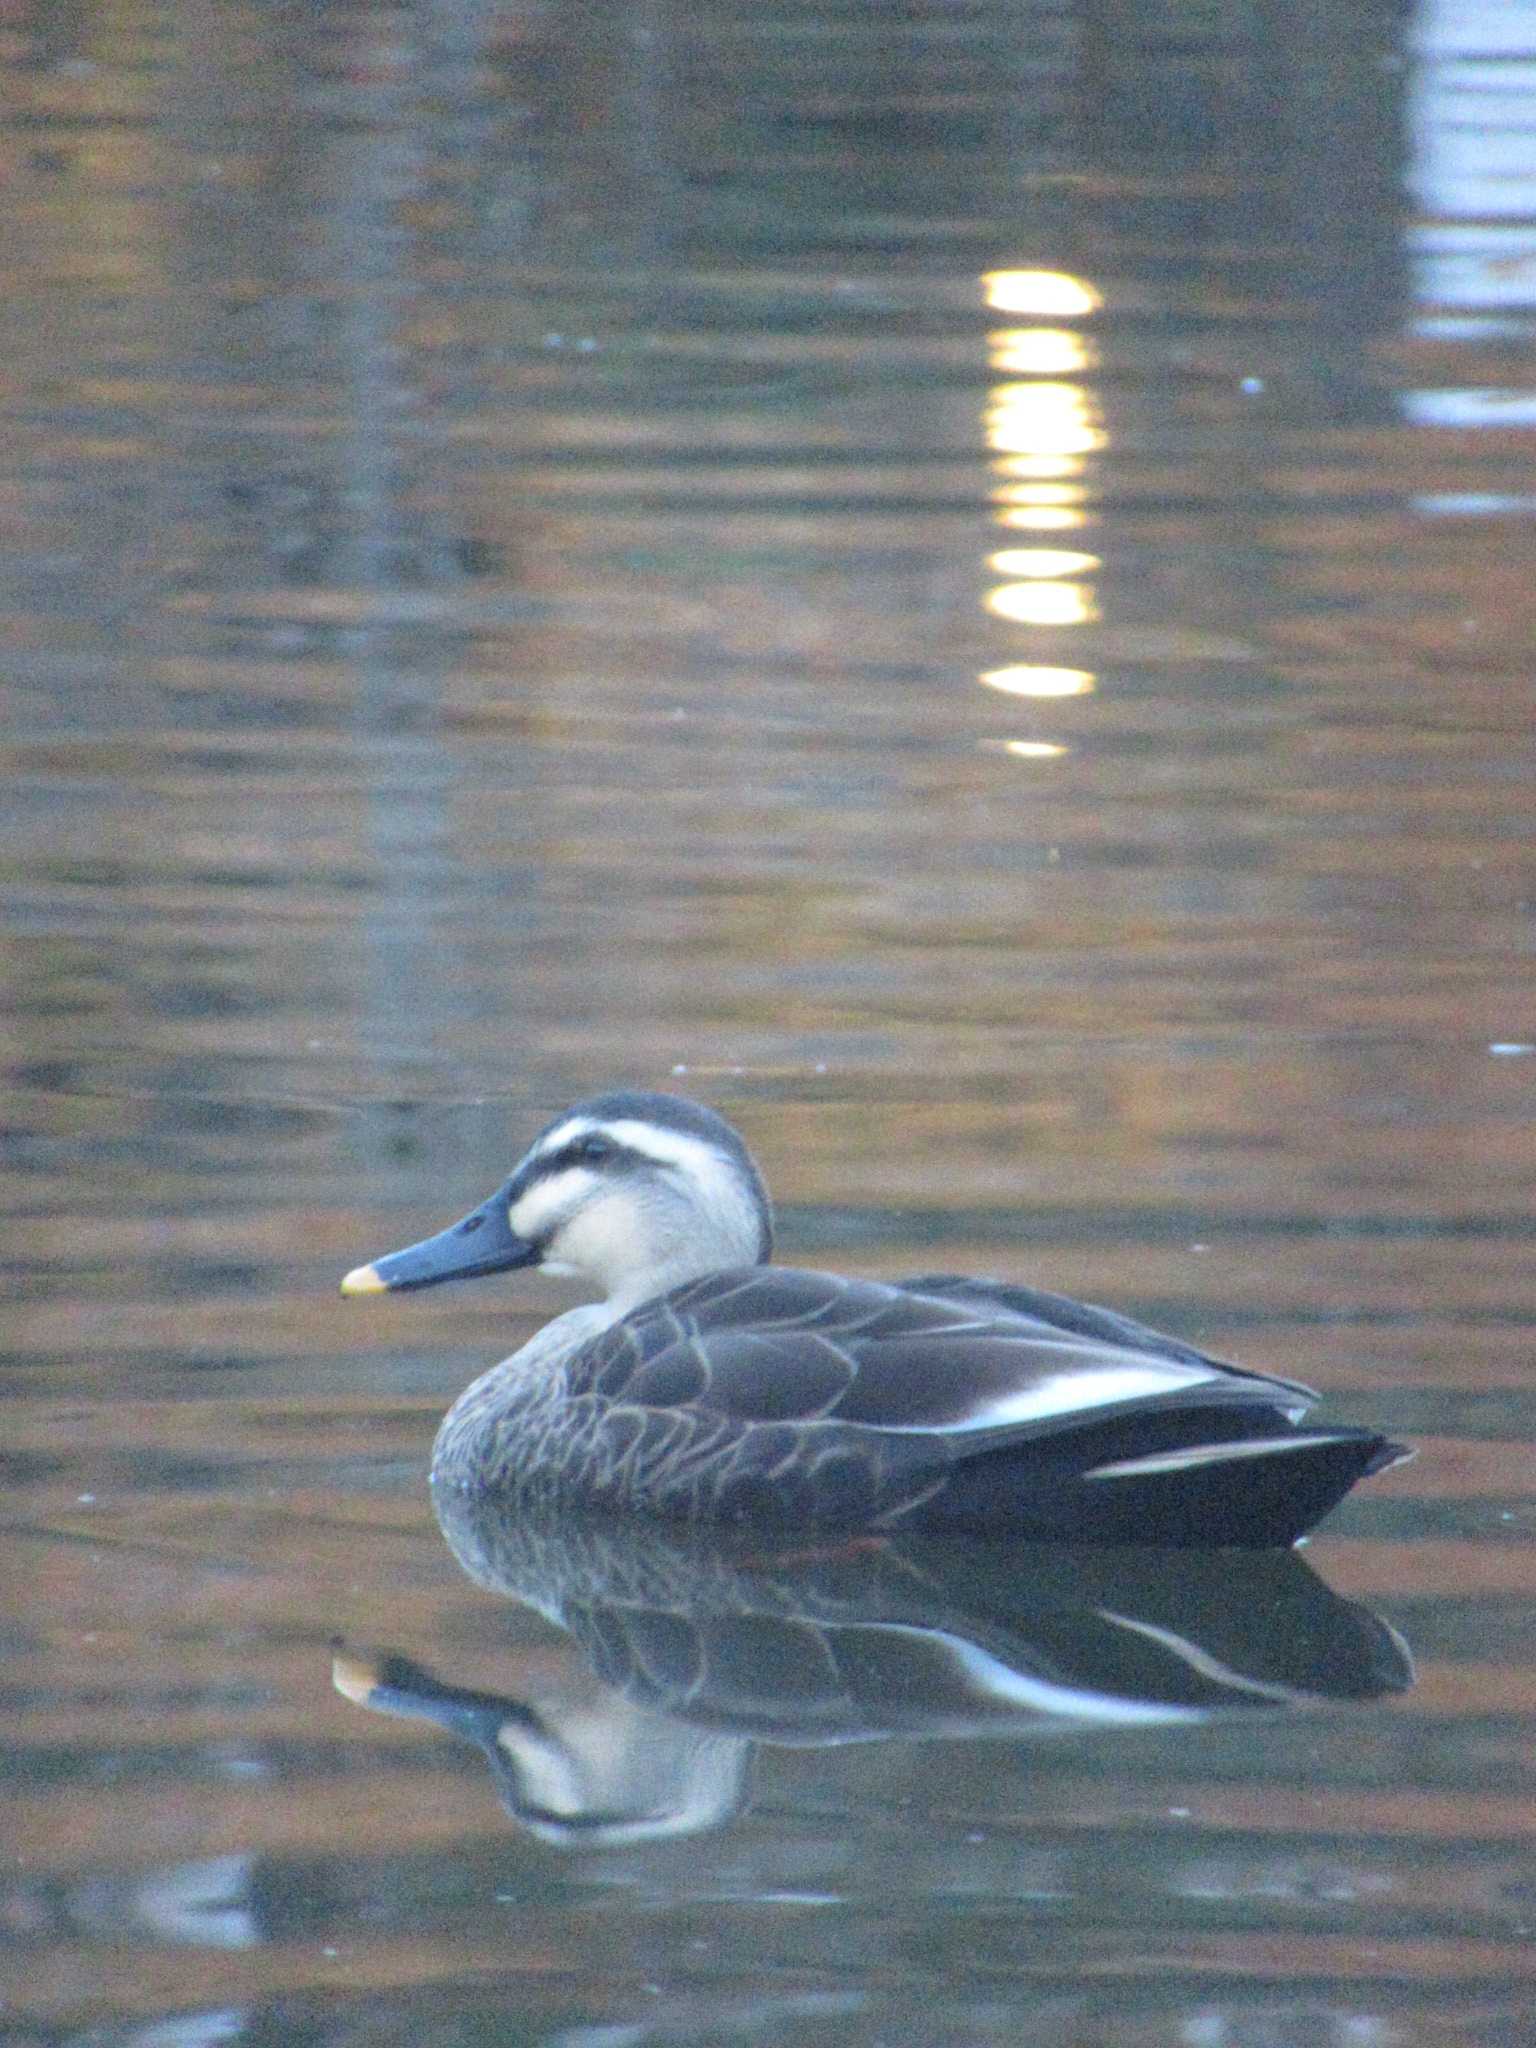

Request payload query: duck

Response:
[341,1089,1409,1546]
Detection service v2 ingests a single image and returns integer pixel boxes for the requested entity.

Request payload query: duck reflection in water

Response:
[342,1092,1410,1546]
[333,1499,1412,1846]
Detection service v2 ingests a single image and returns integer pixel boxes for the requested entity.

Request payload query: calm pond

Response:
[3,2,1536,2043]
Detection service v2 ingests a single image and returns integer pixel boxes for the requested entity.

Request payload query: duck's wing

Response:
[566,1267,1313,1441]
[898,1272,1316,1403]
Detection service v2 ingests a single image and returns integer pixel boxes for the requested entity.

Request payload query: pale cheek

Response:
[553,1194,648,1276]
[510,1168,591,1244]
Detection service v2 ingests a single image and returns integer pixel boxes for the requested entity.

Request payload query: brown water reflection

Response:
[3,0,1536,2042]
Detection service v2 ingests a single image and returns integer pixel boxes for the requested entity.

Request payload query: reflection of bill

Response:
[334,1507,1412,1847]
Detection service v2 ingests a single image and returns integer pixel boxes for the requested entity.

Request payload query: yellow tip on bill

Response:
[340,1262,388,1297]
[331,1651,378,1704]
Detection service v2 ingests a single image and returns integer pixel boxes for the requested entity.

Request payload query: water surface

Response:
[3,2,1536,2043]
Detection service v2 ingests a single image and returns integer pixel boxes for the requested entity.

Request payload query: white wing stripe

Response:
[1093,1613,1305,1701]
[1084,1433,1349,1481]
[878,1361,1222,1433]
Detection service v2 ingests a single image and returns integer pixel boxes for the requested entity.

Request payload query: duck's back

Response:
[431,1266,1400,1544]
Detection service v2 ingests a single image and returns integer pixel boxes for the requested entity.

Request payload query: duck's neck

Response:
[602,1252,738,1317]
[544,1185,765,1318]
[565,1224,766,1318]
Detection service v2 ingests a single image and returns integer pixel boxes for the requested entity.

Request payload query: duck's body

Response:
[343,1091,1407,1547]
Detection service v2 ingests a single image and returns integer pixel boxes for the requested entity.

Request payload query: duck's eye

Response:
[576,1135,613,1165]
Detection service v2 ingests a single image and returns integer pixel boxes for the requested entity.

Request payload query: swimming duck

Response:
[341,1090,1407,1546]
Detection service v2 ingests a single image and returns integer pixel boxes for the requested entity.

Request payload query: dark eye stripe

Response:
[542,1135,621,1173]
[532,1132,698,1182]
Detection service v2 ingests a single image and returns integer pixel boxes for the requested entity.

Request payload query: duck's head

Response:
[341,1091,773,1311]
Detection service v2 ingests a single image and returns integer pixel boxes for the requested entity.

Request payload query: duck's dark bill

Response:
[341,1187,537,1296]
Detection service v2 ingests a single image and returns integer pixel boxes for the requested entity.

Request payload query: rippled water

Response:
[4,1,1536,2042]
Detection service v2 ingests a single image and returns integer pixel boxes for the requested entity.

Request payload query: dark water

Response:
[4,0,1536,2041]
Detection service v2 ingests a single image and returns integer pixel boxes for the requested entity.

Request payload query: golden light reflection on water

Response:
[978,270,1104,748]
[992,453,1085,481]
[985,382,1104,460]
[979,665,1096,698]
[987,328,1093,377]
[979,735,1073,760]
[995,503,1086,533]
[985,582,1098,627]
[982,270,1103,317]
[987,549,1100,579]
